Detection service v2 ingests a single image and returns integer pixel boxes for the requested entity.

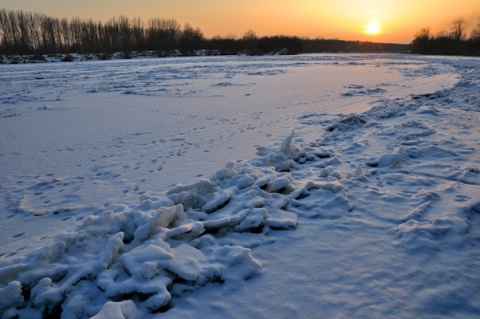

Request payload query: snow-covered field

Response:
[0,54,479,318]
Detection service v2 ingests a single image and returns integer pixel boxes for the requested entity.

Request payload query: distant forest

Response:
[0,9,409,58]
[2,9,479,59]
[411,18,480,56]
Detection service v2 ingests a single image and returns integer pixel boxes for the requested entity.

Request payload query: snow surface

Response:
[0,54,479,318]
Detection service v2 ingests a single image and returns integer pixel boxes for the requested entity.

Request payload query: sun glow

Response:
[365,22,381,35]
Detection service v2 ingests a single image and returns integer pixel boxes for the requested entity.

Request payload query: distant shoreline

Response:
[0,49,414,65]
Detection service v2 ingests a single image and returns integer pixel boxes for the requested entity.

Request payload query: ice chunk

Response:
[0,281,24,310]
[234,208,267,232]
[91,301,140,319]
[134,205,185,242]
[202,188,232,213]
[280,129,298,155]
[266,176,293,194]
[265,210,298,230]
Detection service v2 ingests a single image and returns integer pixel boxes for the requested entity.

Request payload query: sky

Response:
[1,0,479,43]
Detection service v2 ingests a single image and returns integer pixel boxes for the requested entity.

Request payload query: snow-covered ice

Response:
[0,54,479,318]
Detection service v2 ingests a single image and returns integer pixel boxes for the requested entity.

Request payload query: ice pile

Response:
[0,134,300,319]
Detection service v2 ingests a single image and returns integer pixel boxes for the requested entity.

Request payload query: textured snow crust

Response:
[1,54,479,318]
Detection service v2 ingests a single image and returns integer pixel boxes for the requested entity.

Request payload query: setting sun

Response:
[365,22,381,35]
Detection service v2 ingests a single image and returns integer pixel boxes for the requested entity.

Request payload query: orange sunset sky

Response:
[1,0,479,43]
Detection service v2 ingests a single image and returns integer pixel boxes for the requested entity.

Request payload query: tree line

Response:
[0,9,307,56]
[412,17,480,56]
[0,9,202,55]
[5,9,480,58]
[0,8,411,58]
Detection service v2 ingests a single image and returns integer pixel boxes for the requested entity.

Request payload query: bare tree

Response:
[416,27,432,40]
[131,17,144,51]
[59,18,72,51]
[117,16,132,51]
[0,10,21,53]
[179,23,204,52]
[242,30,257,41]
[470,16,480,41]
[39,16,62,53]
[242,30,258,54]
[411,27,432,53]
[147,18,180,51]
[451,17,467,41]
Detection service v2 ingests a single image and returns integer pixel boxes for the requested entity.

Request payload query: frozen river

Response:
[0,54,457,214]
[2,54,478,319]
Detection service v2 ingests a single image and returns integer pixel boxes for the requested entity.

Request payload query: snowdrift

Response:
[0,134,302,318]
